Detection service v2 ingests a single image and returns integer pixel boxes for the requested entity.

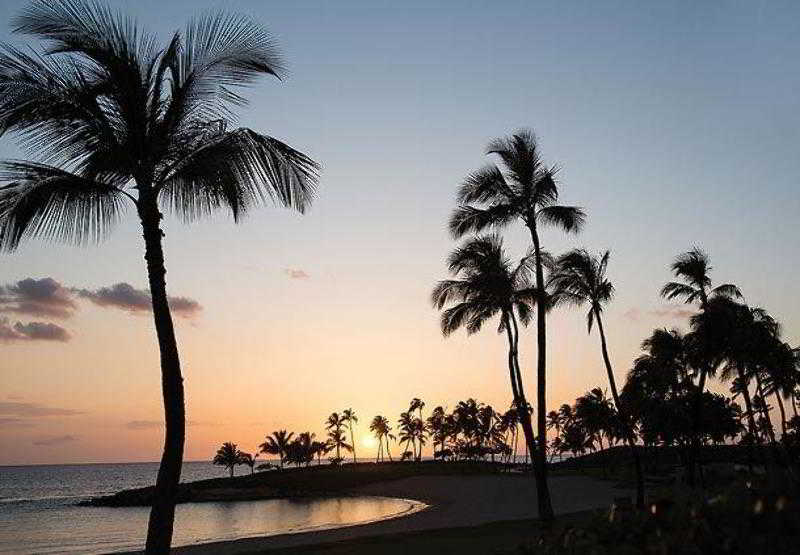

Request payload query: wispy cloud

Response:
[76,283,202,319]
[0,401,83,417]
[0,278,77,319]
[284,268,310,280]
[624,304,695,322]
[0,317,70,343]
[0,417,35,428]
[125,419,214,430]
[33,435,77,446]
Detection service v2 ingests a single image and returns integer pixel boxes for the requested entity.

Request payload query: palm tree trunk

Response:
[774,392,788,437]
[138,195,185,555]
[594,312,645,508]
[350,423,357,463]
[229,467,234,478]
[527,224,555,521]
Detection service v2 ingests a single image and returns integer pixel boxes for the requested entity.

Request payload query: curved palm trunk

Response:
[774,392,788,437]
[349,423,357,463]
[594,312,645,508]
[527,225,555,521]
[229,466,234,478]
[139,196,185,555]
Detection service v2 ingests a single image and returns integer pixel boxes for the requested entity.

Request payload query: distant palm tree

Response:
[408,398,426,460]
[238,452,257,474]
[370,415,391,462]
[449,131,584,520]
[342,408,359,463]
[213,442,242,478]
[551,249,645,507]
[426,406,447,460]
[432,234,539,473]
[0,2,320,550]
[397,411,416,461]
[259,430,295,469]
[325,412,352,463]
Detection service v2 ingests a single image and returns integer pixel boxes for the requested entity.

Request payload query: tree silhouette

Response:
[325,412,352,464]
[432,234,540,473]
[449,130,584,520]
[213,442,242,478]
[342,408,358,463]
[661,247,741,486]
[238,452,257,474]
[259,430,295,469]
[551,249,645,506]
[0,2,319,550]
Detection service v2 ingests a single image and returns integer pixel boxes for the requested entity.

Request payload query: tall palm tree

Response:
[449,131,584,520]
[408,398,426,460]
[370,415,390,462]
[661,248,741,486]
[397,411,416,461]
[259,430,294,469]
[213,442,242,478]
[342,408,358,463]
[431,234,541,476]
[551,249,645,507]
[325,412,352,463]
[0,2,319,550]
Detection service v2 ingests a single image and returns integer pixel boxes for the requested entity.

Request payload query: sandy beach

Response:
[172,474,628,554]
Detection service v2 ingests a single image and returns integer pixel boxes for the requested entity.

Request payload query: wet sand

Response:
[172,474,628,554]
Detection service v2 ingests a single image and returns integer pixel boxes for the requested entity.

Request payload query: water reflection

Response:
[0,496,423,554]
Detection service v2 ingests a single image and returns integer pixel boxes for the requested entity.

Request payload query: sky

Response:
[1,0,799,465]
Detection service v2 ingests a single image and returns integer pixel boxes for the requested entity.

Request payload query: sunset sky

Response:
[1,0,799,465]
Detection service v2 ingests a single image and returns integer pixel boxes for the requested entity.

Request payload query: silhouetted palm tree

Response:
[238,452,257,474]
[551,249,645,506]
[325,412,352,463]
[342,408,358,463]
[449,131,584,520]
[213,442,242,478]
[397,411,416,461]
[259,430,294,469]
[661,248,741,485]
[408,398,426,460]
[431,234,540,473]
[370,415,390,462]
[0,2,320,550]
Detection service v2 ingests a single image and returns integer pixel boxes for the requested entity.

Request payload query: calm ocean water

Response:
[0,461,421,554]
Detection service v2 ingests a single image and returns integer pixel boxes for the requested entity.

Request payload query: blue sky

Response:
[1,0,799,463]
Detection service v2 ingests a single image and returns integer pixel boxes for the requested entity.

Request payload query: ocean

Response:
[0,461,419,554]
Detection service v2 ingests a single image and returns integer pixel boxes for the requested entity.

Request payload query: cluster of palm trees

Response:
[432,132,800,515]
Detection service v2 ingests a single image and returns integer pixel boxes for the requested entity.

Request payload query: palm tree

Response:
[0,3,320,550]
[342,408,358,463]
[259,430,294,469]
[213,442,242,478]
[238,451,257,474]
[449,131,584,520]
[370,415,389,462]
[661,247,741,486]
[408,398,426,460]
[326,412,352,463]
[426,406,447,460]
[431,234,540,474]
[551,249,645,507]
[397,411,416,461]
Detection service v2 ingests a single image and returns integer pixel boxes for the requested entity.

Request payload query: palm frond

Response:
[448,203,517,238]
[712,283,743,300]
[660,281,699,303]
[161,10,285,134]
[536,205,585,233]
[159,128,319,220]
[0,160,129,250]
[456,164,512,204]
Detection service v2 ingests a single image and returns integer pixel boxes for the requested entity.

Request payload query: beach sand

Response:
[172,474,628,554]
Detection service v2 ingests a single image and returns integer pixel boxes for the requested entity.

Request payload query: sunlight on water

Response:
[0,495,423,554]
